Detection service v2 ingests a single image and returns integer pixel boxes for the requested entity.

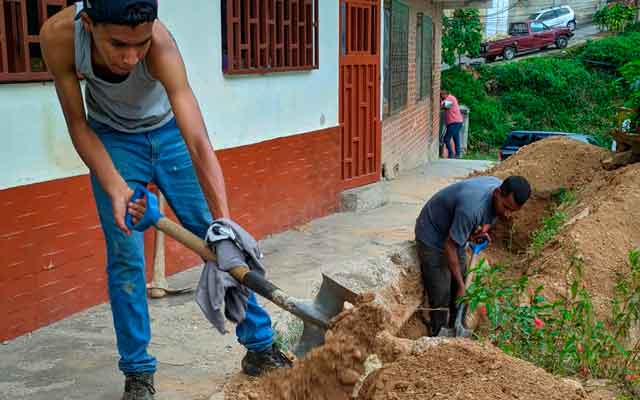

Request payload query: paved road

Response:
[442,23,601,70]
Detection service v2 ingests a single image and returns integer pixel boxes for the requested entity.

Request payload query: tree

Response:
[442,9,483,66]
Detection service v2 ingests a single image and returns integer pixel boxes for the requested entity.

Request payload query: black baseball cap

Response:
[77,0,158,24]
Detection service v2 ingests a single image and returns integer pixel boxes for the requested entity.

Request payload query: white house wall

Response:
[0,0,339,190]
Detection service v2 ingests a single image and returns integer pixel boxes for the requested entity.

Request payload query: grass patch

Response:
[462,147,499,161]
[273,317,304,353]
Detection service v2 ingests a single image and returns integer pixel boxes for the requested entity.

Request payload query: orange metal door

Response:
[339,0,381,189]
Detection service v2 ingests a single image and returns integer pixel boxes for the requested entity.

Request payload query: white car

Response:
[529,5,576,31]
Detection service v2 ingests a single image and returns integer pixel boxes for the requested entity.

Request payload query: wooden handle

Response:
[155,217,250,281]
[152,216,328,328]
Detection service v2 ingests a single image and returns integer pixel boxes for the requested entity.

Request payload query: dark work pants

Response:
[416,240,467,336]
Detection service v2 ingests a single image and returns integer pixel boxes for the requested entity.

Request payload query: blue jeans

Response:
[443,122,463,159]
[89,118,274,375]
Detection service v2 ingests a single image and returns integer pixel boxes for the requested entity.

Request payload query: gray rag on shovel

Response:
[196,218,266,334]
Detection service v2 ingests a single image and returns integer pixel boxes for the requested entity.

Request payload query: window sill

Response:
[0,72,52,83]
[223,65,318,76]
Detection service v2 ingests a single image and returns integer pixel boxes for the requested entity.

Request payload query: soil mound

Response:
[359,339,588,400]
[484,137,640,315]
[226,255,594,400]
[486,136,608,193]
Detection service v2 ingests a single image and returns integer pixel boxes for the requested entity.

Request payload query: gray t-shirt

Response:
[415,176,501,251]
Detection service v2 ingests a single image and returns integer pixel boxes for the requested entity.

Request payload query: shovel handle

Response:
[125,188,329,328]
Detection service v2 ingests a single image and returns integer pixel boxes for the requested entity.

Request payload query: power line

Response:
[479,0,524,19]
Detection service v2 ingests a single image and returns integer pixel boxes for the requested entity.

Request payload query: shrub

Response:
[579,33,640,69]
[593,4,638,32]
[623,21,640,34]
[442,55,620,151]
[483,58,617,143]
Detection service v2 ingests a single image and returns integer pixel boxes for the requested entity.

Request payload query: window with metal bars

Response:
[383,0,408,115]
[221,0,319,75]
[0,0,74,83]
[416,13,432,101]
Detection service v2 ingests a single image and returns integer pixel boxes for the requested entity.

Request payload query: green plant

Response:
[464,248,640,384]
[530,211,566,256]
[442,9,483,66]
[620,61,640,85]
[623,22,640,34]
[593,4,638,32]
[485,58,618,146]
[528,189,574,256]
[461,147,499,161]
[580,33,640,69]
[551,187,577,207]
[464,187,640,393]
[593,7,609,31]
[273,317,304,353]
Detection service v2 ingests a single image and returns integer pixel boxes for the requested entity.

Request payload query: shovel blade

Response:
[292,274,358,357]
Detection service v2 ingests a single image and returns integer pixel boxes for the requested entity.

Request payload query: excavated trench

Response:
[225,247,590,400]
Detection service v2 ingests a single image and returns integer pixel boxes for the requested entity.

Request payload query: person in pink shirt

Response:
[440,90,464,158]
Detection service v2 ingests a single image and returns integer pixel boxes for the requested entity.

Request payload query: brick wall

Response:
[0,126,340,341]
[381,0,443,178]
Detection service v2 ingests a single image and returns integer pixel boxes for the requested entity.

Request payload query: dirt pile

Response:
[359,339,588,400]
[226,252,594,400]
[226,265,424,400]
[484,137,640,316]
[479,137,610,254]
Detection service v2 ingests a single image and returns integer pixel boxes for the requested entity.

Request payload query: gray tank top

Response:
[74,3,173,133]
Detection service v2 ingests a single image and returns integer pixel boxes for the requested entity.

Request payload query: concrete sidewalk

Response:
[0,159,493,400]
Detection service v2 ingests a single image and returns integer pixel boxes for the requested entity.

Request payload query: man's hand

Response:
[469,224,492,244]
[109,185,135,235]
[125,190,148,232]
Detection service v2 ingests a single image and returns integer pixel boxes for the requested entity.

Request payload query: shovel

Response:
[125,186,358,356]
[454,238,489,338]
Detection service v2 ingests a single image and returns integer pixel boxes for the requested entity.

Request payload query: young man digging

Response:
[41,1,289,398]
[414,176,531,336]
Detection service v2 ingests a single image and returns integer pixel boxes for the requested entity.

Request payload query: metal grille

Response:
[341,1,376,55]
[388,0,408,113]
[0,0,73,83]
[418,14,432,100]
[223,0,319,75]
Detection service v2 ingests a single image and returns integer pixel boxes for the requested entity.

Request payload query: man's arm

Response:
[40,8,134,233]
[147,22,230,219]
[448,208,476,297]
[445,236,466,297]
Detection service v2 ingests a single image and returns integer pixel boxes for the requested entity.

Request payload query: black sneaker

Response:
[122,373,156,400]
[241,344,293,377]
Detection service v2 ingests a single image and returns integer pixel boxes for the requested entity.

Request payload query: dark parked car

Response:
[499,131,598,160]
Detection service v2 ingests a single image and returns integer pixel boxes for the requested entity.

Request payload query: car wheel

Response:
[485,55,496,63]
[567,21,576,31]
[556,36,568,49]
[503,47,516,61]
